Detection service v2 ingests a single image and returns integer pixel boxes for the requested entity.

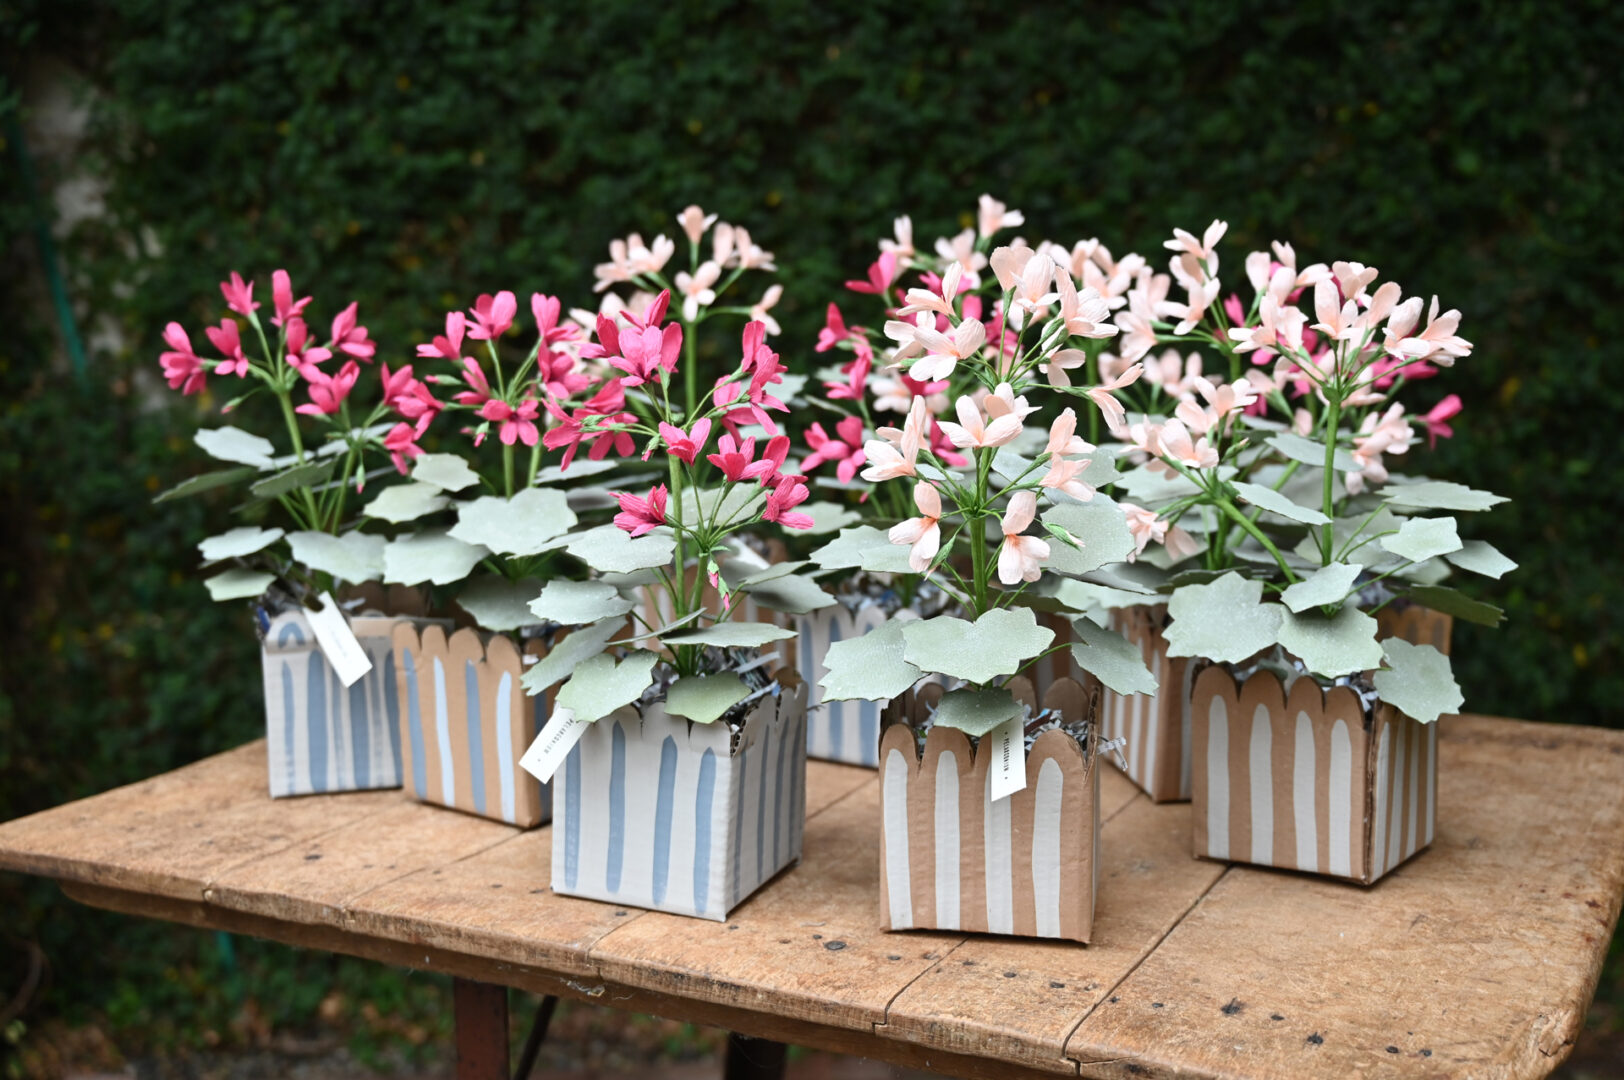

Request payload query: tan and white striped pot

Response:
[1097,605,1193,804]
[1190,665,1437,884]
[878,678,1100,943]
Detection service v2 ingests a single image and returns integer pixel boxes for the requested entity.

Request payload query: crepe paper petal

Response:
[901,607,1055,686]
[198,526,284,563]
[1164,571,1284,663]
[1379,516,1463,564]
[662,622,799,648]
[931,687,1026,738]
[154,466,259,503]
[564,524,677,574]
[1266,432,1359,472]
[381,529,487,586]
[365,481,451,524]
[808,525,914,574]
[1230,480,1332,527]
[287,530,387,584]
[802,501,862,536]
[1278,603,1384,678]
[455,575,546,633]
[1279,562,1363,614]
[1069,616,1159,696]
[194,427,276,468]
[1372,639,1463,724]
[819,620,923,703]
[534,459,617,485]
[449,488,578,557]
[1403,584,1506,627]
[555,652,658,723]
[203,568,276,601]
[740,574,838,615]
[665,673,752,724]
[520,618,624,696]
[411,453,483,492]
[529,579,635,626]
[1380,480,1508,512]
[1040,500,1137,575]
[250,459,334,499]
[1444,540,1518,580]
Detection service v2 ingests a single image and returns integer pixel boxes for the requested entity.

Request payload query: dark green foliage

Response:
[3,0,1621,1064]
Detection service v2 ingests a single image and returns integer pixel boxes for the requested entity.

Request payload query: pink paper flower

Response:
[802,416,867,484]
[480,398,541,447]
[609,322,683,387]
[285,317,333,368]
[677,205,717,245]
[296,360,361,416]
[977,194,1024,238]
[845,251,898,296]
[614,485,669,537]
[467,292,518,341]
[997,491,1049,585]
[417,311,468,362]
[824,345,872,402]
[658,418,712,464]
[159,322,207,395]
[909,319,986,382]
[749,284,784,336]
[1420,394,1462,448]
[453,358,495,408]
[205,319,250,377]
[271,270,311,329]
[219,272,258,317]
[816,304,857,353]
[938,394,1023,450]
[384,422,425,474]
[707,433,777,483]
[862,397,929,481]
[1087,365,1144,433]
[888,482,943,573]
[763,474,814,530]
[1041,455,1096,502]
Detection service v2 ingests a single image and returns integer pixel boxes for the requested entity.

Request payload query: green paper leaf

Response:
[529,579,635,625]
[662,621,797,648]
[198,526,284,562]
[1267,432,1358,472]
[901,607,1055,685]
[1069,617,1158,695]
[565,525,677,574]
[534,459,617,484]
[665,673,751,724]
[1278,603,1383,678]
[287,530,386,584]
[1444,540,1518,580]
[1280,562,1363,613]
[1372,640,1463,724]
[365,482,451,524]
[931,687,1025,738]
[1040,500,1137,575]
[556,652,658,723]
[1404,585,1506,627]
[250,459,333,499]
[1231,480,1332,526]
[1114,465,1203,503]
[449,488,578,556]
[381,530,488,586]
[674,485,768,529]
[203,568,275,601]
[809,525,914,574]
[802,501,862,536]
[1381,480,1508,512]
[412,453,483,492]
[1077,448,1123,489]
[195,427,276,468]
[819,620,923,702]
[740,573,837,614]
[521,618,624,696]
[1380,516,1462,564]
[1164,572,1284,663]
[455,576,545,633]
[1295,508,1406,568]
[153,466,259,503]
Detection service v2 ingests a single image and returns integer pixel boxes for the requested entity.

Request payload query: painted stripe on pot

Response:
[883,747,913,929]
[307,651,329,794]
[404,648,427,798]
[984,765,1014,935]
[1329,719,1352,877]
[383,648,402,779]
[432,657,454,806]
[279,658,298,796]
[1249,704,1273,866]
[494,672,516,824]
[1206,695,1230,860]
[349,674,370,789]
[693,748,716,916]
[1033,758,1064,938]
[933,751,961,930]
[755,723,771,884]
[464,661,486,817]
[563,741,581,890]
[1142,643,1161,794]
[1294,711,1317,874]
[606,720,627,894]
[651,735,679,907]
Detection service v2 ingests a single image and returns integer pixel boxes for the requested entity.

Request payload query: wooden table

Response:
[2,715,1622,1079]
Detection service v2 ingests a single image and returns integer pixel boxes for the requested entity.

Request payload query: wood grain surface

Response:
[3,714,1621,1080]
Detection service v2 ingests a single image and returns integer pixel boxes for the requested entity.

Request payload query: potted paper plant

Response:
[1102,232,1511,881]
[156,269,437,798]
[810,220,1162,944]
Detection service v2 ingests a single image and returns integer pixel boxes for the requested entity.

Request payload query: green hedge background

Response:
[3,0,1621,1068]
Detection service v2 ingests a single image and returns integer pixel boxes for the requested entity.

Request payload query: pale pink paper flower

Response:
[985,382,1039,423]
[1163,220,1228,278]
[1142,349,1203,397]
[628,233,675,274]
[1331,260,1379,304]
[978,195,1024,238]
[909,318,986,382]
[1157,274,1221,335]
[1054,269,1118,339]
[883,312,931,365]
[1121,502,1166,558]
[889,482,943,573]
[1041,456,1095,502]
[997,491,1049,585]
[861,396,929,481]
[1346,403,1415,493]
[937,394,1023,449]
[870,371,949,415]
[1156,418,1219,470]
[898,261,963,317]
[677,205,717,245]
[1394,296,1472,365]
[1113,290,1160,363]
[934,228,987,287]
[1164,525,1202,561]
[1191,376,1258,422]
[731,227,775,271]
[711,222,735,266]
[1044,348,1087,387]
[1293,407,1314,436]
[879,215,915,260]
[675,261,722,321]
[1087,365,1144,432]
[1227,295,1306,355]
[1045,408,1093,458]
[748,285,784,336]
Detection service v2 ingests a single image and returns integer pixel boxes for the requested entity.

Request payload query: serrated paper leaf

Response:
[198,526,285,562]
[931,687,1025,738]
[820,620,923,702]
[1069,617,1158,695]
[565,525,677,574]
[381,530,488,586]
[1077,448,1123,489]
[203,568,275,601]
[741,574,837,614]
[555,652,657,723]
[674,485,768,530]
[1280,562,1363,613]
[534,458,617,484]
[251,459,334,499]
[1296,508,1406,568]
[1372,639,1463,724]
[154,466,259,503]
[665,674,751,724]
[1381,480,1508,512]
[1380,516,1462,564]
[1444,540,1518,579]
[809,525,914,574]
[1404,585,1505,627]
[1267,432,1358,472]
[802,501,862,536]
[1114,465,1203,503]
[455,576,545,632]
[1164,572,1284,663]
[662,622,798,648]
[365,482,451,524]
[287,530,386,584]
[901,607,1054,685]
[195,427,276,468]
[521,618,623,695]
[1231,480,1332,526]
[529,579,635,625]
[1278,603,1383,678]
[449,488,577,556]
[412,453,483,492]
[1040,500,1137,575]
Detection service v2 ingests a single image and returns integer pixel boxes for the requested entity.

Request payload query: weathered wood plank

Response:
[1065,716,1624,1080]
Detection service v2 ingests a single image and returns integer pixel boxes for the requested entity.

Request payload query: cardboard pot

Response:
[878,677,1101,944]
[1190,665,1436,883]
[779,599,898,767]
[392,624,551,828]
[260,607,427,798]
[551,673,810,920]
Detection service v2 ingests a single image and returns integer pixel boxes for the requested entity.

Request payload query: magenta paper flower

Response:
[205,319,250,377]
[802,416,867,484]
[384,422,425,474]
[271,270,311,329]
[467,292,518,341]
[763,473,814,530]
[658,418,712,465]
[219,272,258,317]
[329,302,374,360]
[296,360,361,416]
[417,312,467,362]
[159,322,207,395]
[480,398,541,446]
[614,485,669,537]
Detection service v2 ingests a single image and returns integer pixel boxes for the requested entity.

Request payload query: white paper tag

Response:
[988,715,1027,802]
[306,592,373,688]
[519,706,592,784]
